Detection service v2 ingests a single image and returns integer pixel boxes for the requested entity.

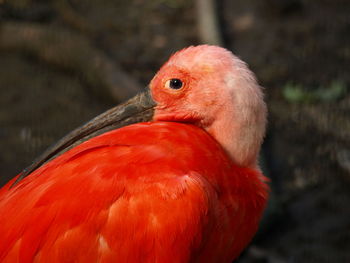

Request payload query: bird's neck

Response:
[205,111,260,168]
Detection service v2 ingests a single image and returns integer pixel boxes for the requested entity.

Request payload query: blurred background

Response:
[0,0,349,262]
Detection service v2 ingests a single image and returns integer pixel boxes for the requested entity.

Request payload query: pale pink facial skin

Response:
[150,45,267,168]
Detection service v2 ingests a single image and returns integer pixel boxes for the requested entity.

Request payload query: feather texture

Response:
[0,122,268,263]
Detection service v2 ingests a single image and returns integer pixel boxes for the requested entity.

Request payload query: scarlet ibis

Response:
[0,45,268,262]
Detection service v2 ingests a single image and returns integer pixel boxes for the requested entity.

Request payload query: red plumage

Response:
[0,122,268,262]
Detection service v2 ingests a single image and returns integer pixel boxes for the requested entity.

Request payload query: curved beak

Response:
[13,89,156,186]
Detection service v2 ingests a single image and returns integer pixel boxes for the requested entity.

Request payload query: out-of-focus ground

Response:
[0,0,349,262]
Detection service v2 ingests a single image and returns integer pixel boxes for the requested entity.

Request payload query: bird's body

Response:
[0,122,267,262]
[0,45,268,262]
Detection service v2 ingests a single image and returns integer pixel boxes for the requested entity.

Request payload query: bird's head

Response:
[18,45,266,183]
[150,45,267,167]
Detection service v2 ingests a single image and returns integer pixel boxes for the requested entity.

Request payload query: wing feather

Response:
[0,122,268,263]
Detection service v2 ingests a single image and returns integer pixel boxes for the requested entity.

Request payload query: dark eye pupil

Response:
[169,79,183,89]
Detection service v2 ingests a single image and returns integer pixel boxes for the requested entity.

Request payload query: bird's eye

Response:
[165,78,183,90]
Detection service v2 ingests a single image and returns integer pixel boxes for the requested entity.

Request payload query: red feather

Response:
[0,122,268,262]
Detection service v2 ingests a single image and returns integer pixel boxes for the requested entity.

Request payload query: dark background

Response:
[0,0,349,262]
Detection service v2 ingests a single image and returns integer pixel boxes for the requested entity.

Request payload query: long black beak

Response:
[12,89,156,186]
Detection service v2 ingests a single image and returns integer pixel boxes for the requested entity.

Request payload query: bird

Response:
[0,45,268,263]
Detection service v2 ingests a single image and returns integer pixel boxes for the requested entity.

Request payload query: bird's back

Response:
[0,122,268,263]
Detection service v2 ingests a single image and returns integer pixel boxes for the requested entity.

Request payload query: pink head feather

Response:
[151,45,267,167]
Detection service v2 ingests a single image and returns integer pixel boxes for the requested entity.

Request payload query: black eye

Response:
[166,78,183,90]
